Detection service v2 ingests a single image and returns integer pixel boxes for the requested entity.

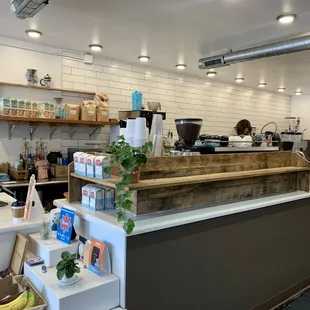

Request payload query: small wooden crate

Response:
[9,169,28,180]
[15,275,47,310]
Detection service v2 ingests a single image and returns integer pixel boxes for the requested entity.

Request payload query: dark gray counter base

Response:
[126,197,310,310]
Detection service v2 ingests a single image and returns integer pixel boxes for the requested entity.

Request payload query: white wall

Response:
[0,37,291,163]
[291,95,310,139]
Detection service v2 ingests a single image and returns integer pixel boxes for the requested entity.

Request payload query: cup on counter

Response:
[125,119,136,146]
[12,201,25,223]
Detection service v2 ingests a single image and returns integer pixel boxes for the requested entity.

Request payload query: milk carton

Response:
[104,188,115,210]
[73,152,83,174]
[86,155,96,178]
[79,153,87,176]
[81,184,93,208]
[95,156,111,179]
[89,187,104,211]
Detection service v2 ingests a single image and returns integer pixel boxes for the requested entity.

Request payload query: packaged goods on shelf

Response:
[73,152,84,174]
[10,98,18,116]
[31,102,39,118]
[65,103,80,120]
[95,155,111,179]
[78,153,87,176]
[25,101,31,118]
[0,97,10,116]
[81,101,96,121]
[81,184,115,211]
[39,102,50,118]
[97,107,109,122]
[86,154,96,178]
[89,186,105,210]
[49,102,55,119]
[17,100,25,117]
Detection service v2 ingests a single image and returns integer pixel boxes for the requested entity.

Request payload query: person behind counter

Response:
[229,119,253,147]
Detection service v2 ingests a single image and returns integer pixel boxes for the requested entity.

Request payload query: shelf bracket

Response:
[49,126,58,140]
[89,127,99,138]
[29,125,37,141]
[8,124,16,140]
[69,126,79,139]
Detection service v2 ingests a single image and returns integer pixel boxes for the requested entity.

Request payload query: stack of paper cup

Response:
[125,119,136,146]
[134,117,148,147]
[150,114,164,156]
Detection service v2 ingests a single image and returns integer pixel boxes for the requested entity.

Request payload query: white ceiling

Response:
[1,0,310,94]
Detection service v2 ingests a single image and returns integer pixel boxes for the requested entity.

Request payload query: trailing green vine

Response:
[105,136,152,234]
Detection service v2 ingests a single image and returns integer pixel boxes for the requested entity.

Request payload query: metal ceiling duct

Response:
[198,35,310,69]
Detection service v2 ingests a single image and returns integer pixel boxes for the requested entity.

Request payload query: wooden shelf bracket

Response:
[89,127,99,138]
[8,124,16,140]
[29,125,37,140]
[69,126,79,139]
[49,125,58,140]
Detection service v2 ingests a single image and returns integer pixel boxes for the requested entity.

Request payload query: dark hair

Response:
[236,119,252,135]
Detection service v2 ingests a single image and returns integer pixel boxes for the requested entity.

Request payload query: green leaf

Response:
[65,266,74,279]
[61,251,70,261]
[122,199,133,211]
[57,268,65,281]
[56,261,65,271]
[117,211,125,222]
[104,167,111,174]
[116,183,126,191]
[122,174,133,185]
[123,219,135,235]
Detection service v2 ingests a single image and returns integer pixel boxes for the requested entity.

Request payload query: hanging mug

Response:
[40,74,52,88]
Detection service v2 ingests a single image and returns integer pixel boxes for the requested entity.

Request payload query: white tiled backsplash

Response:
[0,46,291,163]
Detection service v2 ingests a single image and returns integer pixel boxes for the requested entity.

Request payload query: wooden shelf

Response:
[71,166,310,191]
[70,173,119,189]
[0,81,95,96]
[0,116,119,127]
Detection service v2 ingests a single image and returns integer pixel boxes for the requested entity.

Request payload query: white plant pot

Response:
[61,274,76,284]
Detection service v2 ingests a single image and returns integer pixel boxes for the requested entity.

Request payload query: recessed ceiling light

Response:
[89,44,103,52]
[25,30,42,38]
[277,87,286,92]
[277,13,297,24]
[138,56,150,62]
[235,77,244,83]
[295,90,303,95]
[258,82,267,88]
[206,71,217,77]
[175,64,186,70]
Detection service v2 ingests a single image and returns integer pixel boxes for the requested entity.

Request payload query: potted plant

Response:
[105,136,152,234]
[56,251,81,284]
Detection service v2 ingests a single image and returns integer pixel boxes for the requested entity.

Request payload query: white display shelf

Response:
[27,233,79,267]
[24,263,120,310]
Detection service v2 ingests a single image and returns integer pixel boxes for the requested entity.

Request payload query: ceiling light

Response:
[175,64,186,70]
[89,44,103,52]
[138,56,150,62]
[295,90,303,95]
[25,30,42,38]
[277,13,297,24]
[277,87,286,92]
[235,77,244,83]
[258,82,267,88]
[206,71,217,77]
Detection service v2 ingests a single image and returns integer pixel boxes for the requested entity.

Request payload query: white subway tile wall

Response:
[0,52,291,163]
[62,56,291,138]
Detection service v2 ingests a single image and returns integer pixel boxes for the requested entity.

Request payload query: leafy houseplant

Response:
[56,251,80,281]
[105,136,152,235]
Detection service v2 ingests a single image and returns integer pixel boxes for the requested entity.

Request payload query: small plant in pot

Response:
[56,251,80,284]
[104,136,152,235]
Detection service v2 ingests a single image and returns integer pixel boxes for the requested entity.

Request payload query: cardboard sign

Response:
[88,240,111,276]
[57,208,75,245]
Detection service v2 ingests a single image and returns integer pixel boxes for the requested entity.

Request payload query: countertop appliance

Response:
[118,110,166,132]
